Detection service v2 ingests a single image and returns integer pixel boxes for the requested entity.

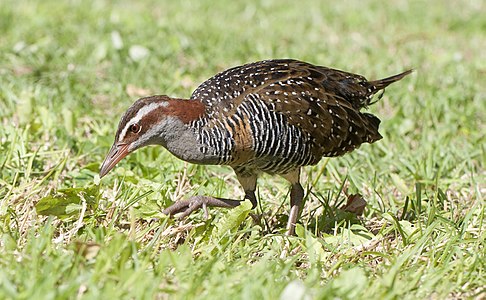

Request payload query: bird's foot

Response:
[163,196,242,219]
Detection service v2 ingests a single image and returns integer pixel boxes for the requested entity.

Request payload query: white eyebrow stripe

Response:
[118,101,168,142]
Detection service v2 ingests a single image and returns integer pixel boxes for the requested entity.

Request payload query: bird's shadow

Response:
[305,190,364,234]
[256,187,364,236]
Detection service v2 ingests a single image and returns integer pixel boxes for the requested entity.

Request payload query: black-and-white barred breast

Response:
[191,93,318,174]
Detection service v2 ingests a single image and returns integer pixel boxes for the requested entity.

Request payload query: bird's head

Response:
[99,95,205,178]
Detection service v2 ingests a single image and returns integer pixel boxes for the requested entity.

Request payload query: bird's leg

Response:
[281,169,304,236]
[163,173,257,219]
[236,173,258,208]
[286,183,304,235]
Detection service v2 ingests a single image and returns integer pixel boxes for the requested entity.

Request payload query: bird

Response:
[99,59,411,235]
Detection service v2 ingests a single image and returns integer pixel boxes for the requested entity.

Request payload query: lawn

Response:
[0,0,484,299]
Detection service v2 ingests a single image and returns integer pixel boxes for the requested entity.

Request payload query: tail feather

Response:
[369,69,413,91]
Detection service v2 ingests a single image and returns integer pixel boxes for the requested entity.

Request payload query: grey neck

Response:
[138,116,220,165]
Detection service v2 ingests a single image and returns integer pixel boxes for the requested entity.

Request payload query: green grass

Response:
[1,0,485,299]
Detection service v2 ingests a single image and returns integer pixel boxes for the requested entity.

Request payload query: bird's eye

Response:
[129,123,141,133]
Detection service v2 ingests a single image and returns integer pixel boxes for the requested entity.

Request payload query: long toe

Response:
[163,195,243,219]
[163,196,209,219]
[163,200,192,216]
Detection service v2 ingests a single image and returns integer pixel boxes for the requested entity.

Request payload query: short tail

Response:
[369,69,413,91]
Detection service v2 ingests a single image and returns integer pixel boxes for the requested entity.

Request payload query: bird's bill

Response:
[99,143,130,178]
